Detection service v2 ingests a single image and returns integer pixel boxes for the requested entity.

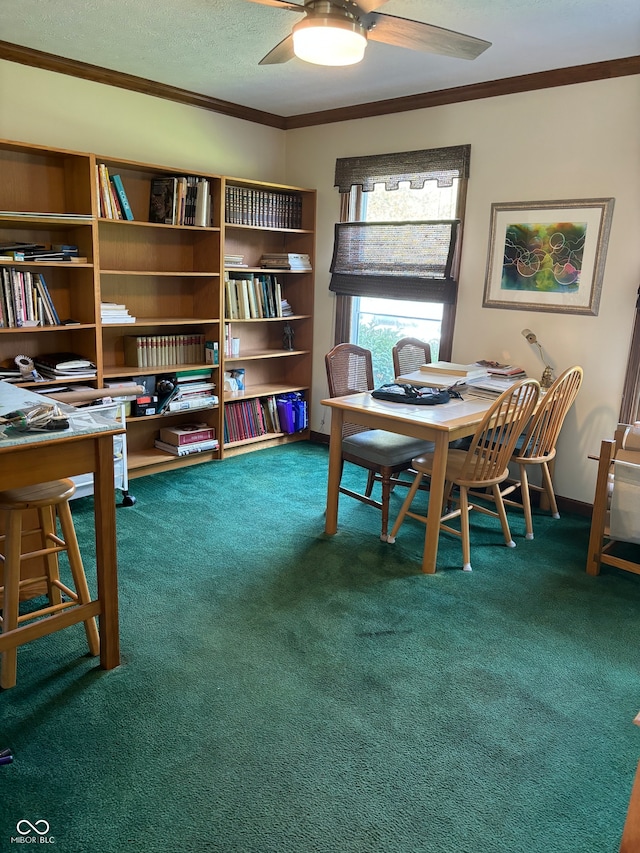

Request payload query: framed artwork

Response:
[483,198,615,315]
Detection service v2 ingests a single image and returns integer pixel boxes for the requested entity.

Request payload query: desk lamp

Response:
[522,328,554,389]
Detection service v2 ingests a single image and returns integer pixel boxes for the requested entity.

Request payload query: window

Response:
[332,146,470,382]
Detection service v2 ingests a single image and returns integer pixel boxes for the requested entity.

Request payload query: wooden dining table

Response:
[322,388,498,573]
[0,382,125,671]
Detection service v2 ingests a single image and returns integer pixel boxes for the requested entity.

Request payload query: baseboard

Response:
[309,431,592,517]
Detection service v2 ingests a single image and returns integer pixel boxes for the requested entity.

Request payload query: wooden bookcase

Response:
[0,139,316,477]
[222,177,315,456]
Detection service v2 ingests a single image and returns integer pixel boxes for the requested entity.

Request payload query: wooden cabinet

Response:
[0,140,315,476]
[222,178,315,455]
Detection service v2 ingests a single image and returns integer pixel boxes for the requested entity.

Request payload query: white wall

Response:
[0,60,286,180]
[285,75,640,505]
[1,59,638,504]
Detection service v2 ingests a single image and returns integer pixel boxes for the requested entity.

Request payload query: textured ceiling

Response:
[2,0,639,117]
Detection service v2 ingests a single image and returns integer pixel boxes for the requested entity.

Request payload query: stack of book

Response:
[101,302,136,324]
[0,242,85,262]
[34,352,97,380]
[259,253,291,270]
[224,253,246,268]
[400,361,489,388]
[486,364,527,378]
[287,253,311,271]
[157,368,218,414]
[154,422,219,457]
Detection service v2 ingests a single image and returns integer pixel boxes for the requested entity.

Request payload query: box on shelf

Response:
[132,395,158,417]
[276,392,307,434]
[159,422,216,446]
[205,340,219,365]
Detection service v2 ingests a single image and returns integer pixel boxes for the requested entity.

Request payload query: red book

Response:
[158,422,215,446]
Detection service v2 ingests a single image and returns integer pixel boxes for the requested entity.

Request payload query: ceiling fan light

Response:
[292,17,367,66]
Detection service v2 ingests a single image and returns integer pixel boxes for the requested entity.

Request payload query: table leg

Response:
[325,410,344,535]
[93,434,120,670]
[422,432,449,574]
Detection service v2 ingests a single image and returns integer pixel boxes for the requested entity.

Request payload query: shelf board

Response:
[224,383,308,402]
[0,213,93,226]
[224,223,313,235]
[98,219,220,233]
[0,260,93,268]
[127,405,219,424]
[0,324,96,334]
[225,349,308,361]
[102,317,219,327]
[104,363,217,379]
[100,270,218,277]
[223,315,310,323]
[127,447,220,471]
[225,267,311,274]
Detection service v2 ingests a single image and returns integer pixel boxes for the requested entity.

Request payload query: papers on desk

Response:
[466,374,528,394]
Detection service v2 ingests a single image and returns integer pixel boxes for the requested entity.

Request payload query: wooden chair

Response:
[477,365,583,540]
[586,423,640,577]
[0,479,100,689]
[325,343,435,541]
[387,379,540,571]
[392,336,432,378]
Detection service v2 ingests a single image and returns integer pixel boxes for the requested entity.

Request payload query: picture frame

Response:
[482,198,615,315]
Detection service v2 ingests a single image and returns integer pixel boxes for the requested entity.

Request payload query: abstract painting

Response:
[483,199,614,315]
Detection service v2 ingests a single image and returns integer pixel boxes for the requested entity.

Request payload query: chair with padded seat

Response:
[325,343,435,541]
[387,378,540,571]
[474,365,583,540]
[392,337,432,378]
[0,478,100,689]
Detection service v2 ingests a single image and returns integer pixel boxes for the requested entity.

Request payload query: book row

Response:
[124,334,206,368]
[225,272,286,320]
[149,176,212,227]
[96,164,134,221]
[0,267,60,328]
[224,185,302,229]
[223,392,307,443]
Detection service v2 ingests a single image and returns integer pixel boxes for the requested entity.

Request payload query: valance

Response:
[334,145,471,193]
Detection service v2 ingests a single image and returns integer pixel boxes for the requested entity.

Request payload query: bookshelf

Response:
[222,177,315,455]
[0,140,316,476]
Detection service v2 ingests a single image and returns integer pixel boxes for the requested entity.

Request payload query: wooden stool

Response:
[0,479,100,689]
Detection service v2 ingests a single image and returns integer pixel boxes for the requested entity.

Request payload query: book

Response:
[159,422,215,446]
[149,177,177,224]
[420,361,487,377]
[486,365,527,377]
[110,174,134,221]
[167,396,218,413]
[154,437,219,456]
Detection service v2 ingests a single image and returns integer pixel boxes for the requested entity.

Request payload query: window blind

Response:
[329,220,460,303]
[334,145,471,193]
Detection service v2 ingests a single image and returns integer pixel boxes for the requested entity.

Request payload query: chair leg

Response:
[492,485,516,549]
[386,472,424,544]
[56,502,100,657]
[1,511,23,690]
[364,470,376,498]
[540,462,560,519]
[39,505,63,606]
[459,487,472,572]
[379,471,392,541]
[519,465,535,541]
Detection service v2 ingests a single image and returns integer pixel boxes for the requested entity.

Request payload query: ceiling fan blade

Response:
[363,12,491,60]
[259,34,297,65]
[245,0,303,10]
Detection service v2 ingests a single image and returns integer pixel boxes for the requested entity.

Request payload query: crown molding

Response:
[1,40,638,131]
[0,40,287,130]
[284,55,640,128]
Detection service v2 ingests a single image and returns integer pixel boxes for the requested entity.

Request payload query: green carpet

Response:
[1,441,638,852]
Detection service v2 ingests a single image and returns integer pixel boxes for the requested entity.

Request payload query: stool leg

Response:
[1,511,23,690]
[39,506,62,606]
[56,502,100,657]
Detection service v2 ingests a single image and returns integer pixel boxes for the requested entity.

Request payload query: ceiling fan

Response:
[244,0,491,67]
